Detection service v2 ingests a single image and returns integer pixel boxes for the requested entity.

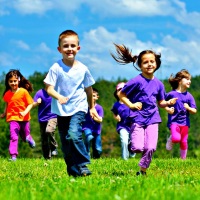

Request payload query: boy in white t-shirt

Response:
[44,30,100,177]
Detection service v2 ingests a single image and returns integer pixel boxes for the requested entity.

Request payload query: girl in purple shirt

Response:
[165,69,197,159]
[111,44,177,176]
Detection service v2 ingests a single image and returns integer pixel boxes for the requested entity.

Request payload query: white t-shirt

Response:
[44,59,95,116]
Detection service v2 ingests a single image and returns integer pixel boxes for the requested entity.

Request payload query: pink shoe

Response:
[166,135,173,151]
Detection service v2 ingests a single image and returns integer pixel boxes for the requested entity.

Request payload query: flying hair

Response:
[111,43,161,72]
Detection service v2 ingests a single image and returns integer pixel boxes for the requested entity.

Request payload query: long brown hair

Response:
[111,43,161,72]
[3,69,33,95]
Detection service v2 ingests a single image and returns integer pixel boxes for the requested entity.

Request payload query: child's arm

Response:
[164,106,175,114]
[46,84,69,104]
[93,115,103,123]
[184,103,197,114]
[85,86,101,120]
[113,114,121,122]
[118,91,142,110]
[32,98,42,108]
[19,104,33,117]
[0,103,7,118]
[158,98,178,108]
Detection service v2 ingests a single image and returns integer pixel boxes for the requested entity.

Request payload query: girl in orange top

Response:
[1,70,36,161]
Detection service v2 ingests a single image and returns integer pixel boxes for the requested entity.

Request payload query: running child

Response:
[111,44,177,175]
[1,69,35,161]
[165,69,197,159]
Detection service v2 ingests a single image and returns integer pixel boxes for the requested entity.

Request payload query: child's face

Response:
[8,76,19,92]
[57,35,80,61]
[140,53,157,77]
[180,77,191,89]
[93,92,99,101]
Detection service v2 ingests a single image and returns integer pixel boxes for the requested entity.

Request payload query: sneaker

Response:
[51,149,58,156]
[26,135,36,148]
[79,165,92,176]
[130,153,136,158]
[136,171,146,176]
[9,156,17,162]
[166,135,173,151]
[67,165,81,177]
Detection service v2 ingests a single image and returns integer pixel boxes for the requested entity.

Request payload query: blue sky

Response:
[1,0,200,81]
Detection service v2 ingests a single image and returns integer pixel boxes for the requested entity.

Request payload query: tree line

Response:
[0,71,199,159]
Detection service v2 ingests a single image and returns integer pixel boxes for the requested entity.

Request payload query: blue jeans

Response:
[84,128,102,158]
[57,112,90,171]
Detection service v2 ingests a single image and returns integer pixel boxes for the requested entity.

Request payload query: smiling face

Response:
[179,77,191,90]
[57,35,80,65]
[8,75,19,92]
[140,53,157,79]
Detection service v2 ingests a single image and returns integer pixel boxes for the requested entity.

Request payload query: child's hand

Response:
[0,113,6,118]
[184,103,190,110]
[168,98,178,106]
[167,107,174,114]
[90,107,101,121]
[37,98,42,104]
[58,96,69,104]
[116,115,121,122]
[132,102,142,110]
[19,111,26,117]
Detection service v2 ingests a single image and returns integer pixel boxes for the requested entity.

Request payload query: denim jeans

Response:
[57,111,90,171]
[84,128,102,158]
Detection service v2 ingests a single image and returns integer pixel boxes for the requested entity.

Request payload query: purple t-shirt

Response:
[166,90,196,128]
[82,103,104,134]
[121,74,165,126]
[111,101,131,133]
[33,89,57,122]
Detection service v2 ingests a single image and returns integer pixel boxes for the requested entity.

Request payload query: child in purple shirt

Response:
[111,44,177,176]
[165,69,197,159]
[82,88,104,159]
[33,84,58,160]
[111,82,136,160]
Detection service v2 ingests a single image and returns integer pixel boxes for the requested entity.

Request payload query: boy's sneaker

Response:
[9,156,17,162]
[79,165,92,176]
[166,135,173,151]
[51,149,58,156]
[26,135,36,148]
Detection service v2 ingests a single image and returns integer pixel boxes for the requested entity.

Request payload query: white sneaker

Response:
[51,149,58,156]
[166,135,173,151]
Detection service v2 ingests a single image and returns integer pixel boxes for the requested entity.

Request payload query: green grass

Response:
[0,157,199,200]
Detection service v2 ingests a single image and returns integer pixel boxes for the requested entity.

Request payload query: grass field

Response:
[0,157,199,200]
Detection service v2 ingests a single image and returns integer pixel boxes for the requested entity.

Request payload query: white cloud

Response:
[11,40,30,50]
[13,0,53,15]
[37,42,51,53]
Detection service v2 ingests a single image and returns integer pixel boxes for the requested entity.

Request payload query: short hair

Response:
[58,30,79,46]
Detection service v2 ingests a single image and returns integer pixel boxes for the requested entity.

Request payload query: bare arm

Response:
[164,106,175,114]
[85,86,101,120]
[158,98,178,108]
[113,114,121,122]
[184,103,197,114]
[46,84,69,104]
[20,104,33,117]
[118,90,142,110]
[0,103,7,118]
[32,98,42,108]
